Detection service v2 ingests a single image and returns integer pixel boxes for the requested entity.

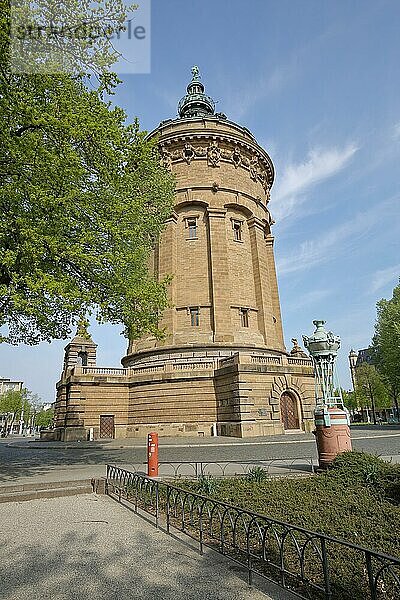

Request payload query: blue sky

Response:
[1,0,400,402]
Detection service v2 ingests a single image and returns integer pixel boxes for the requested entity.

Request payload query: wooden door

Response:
[100,415,115,439]
[280,393,299,430]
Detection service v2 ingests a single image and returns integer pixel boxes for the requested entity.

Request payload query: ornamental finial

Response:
[191,65,200,80]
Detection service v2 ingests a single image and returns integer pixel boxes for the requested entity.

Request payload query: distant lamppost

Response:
[303,320,352,468]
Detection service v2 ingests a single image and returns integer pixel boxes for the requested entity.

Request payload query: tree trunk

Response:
[394,394,399,422]
[368,382,377,425]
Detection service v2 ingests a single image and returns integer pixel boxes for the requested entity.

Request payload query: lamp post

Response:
[303,320,352,468]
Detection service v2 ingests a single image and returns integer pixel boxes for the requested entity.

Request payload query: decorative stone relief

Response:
[195,145,207,157]
[207,141,221,167]
[218,147,229,160]
[249,156,259,181]
[158,138,273,196]
[231,146,241,168]
[258,172,271,197]
[160,147,172,171]
[182,142,195,164]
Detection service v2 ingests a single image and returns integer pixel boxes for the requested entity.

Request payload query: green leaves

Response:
[372,280,400,413]
[0,8,175,345]
[355,363,391,411]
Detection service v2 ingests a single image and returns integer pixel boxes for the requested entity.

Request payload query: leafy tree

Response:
[0,1,175,345]
[0,388,29,433]
[0,388,43,434]
[35,408,54,428]
[372,281,400,421]
[342,389,357,414]
[355,363,391,424]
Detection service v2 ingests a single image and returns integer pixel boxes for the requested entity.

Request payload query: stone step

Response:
[0,478,94,494]
[0,478,104,503]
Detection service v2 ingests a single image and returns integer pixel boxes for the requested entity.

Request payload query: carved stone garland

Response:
[159,140,271,194]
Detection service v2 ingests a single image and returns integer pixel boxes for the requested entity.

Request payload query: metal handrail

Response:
[106,465,400,600]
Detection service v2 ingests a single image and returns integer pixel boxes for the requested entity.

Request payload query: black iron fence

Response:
[118,457,316,479]
[106,464,400,600]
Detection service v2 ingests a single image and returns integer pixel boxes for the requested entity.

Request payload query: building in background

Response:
[348,348,374,390]
[54,68,315,441]
[0,377,23,396]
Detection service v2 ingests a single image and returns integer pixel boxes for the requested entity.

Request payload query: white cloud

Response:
[277,202,379,276]
[285,289,330,311]
[273,144,358,221]
[370,265,400,294]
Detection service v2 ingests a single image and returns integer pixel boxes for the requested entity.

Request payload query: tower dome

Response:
[177,66,216,118]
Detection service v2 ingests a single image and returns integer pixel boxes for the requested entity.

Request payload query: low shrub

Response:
[197,474,219,496]
[246,466,269,483]
[328,451,400,504]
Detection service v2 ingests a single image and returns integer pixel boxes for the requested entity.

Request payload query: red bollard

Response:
[147,432,159,477]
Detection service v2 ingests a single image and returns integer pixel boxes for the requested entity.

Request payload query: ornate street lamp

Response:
[303,320,352,468]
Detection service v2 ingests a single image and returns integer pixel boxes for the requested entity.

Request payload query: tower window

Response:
[240,308,249,328]
[186,218,198,239]
[232,220,242,241]
[190,307,200,327]
[77,351,88,366]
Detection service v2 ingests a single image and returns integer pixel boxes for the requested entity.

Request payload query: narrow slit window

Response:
[187,218,197,239]
[232,220,242,241]
[240,308,249,328]
[190,307,200,327]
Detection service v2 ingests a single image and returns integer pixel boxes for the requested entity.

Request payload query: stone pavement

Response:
[0,494,295,600]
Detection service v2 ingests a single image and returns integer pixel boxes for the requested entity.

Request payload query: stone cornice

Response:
[165,211,178,225]
[247,216,268,231]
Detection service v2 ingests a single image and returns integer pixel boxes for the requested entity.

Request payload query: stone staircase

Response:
[0,478,103,503]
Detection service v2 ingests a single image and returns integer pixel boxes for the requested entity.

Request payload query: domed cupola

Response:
[178,66,215,118]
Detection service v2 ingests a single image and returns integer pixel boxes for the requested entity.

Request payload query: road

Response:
[1,426,399,484]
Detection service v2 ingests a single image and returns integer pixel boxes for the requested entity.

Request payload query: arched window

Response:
[77,351,88,367]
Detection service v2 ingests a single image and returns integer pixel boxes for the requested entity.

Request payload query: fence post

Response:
[166,486,171,534]
[155,482,159,529]
[320,536,332,600]
[366,551,378,600]
[199,502,204,555]
[105,465,109,495]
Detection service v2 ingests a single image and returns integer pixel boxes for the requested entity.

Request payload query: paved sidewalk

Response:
[0,494,294,600]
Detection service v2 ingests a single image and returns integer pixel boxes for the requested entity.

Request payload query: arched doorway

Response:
[280,392,300,430]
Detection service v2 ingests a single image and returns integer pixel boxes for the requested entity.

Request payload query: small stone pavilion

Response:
[53,68,315,441]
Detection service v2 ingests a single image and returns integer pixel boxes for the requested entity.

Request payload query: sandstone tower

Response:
[54,68,315,440]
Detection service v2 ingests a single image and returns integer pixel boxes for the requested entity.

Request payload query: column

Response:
[158,212,178,342]
[206,208,233,342]
[248,216,275,345]
[265,233,285,350]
